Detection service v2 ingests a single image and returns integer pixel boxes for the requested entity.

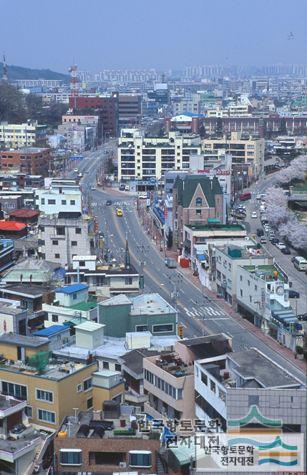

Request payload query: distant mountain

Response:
[0,63,69,82]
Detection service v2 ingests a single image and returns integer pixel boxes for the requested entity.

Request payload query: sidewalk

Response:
[136,203,307,374]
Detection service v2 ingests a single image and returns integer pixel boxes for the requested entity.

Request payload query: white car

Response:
[276,242,286,250]
[74,168,78,173]
[251,211,258,218]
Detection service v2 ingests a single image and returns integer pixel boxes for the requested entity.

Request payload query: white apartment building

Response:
[172,94,201,116]
[118,129,201,181]
[194,348,306,434]
[206,104,251,117]
[38,215,93,266]
[0,121,47,148]
[203,132,265,177]
[35,179,82,215]
[215,245,273,305]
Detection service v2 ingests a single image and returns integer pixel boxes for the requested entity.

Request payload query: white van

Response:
[293,256,307,271]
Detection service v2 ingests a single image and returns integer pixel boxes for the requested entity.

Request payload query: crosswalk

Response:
[183,305,229,320]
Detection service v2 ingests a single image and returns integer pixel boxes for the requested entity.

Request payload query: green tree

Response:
[0,83,27,122]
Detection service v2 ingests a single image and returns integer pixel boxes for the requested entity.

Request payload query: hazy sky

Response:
[1,0,307,72]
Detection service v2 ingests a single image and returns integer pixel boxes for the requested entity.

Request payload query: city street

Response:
[72,153,306,383]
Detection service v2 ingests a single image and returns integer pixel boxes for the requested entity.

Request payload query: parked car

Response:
[260,237,267,244]
[276,242,286,250]
[251,211,258,218]
[165,257,177,269]
[270,237,279,244]
[257,228,264,237]
[125,184,130,191]
[281,246,291,255]
[289,290,300,299]
[116,208,123,217]
[106,200,112,206]
[239,192,252,201]
[119,184,125,191]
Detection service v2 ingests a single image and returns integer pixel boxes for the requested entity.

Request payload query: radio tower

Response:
[2,53,8,82]
[69,62,79,109]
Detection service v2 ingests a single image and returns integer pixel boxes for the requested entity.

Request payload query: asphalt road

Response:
[67,149,306,383]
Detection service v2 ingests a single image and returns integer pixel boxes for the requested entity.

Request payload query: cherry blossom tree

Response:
[276,155,307,185]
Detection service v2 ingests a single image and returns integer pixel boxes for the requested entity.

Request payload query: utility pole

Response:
[168,272,183,304]
[137,244,150,293]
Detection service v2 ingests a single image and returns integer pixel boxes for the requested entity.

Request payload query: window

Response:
[201,372,208,385]
[83,378,92,391]
[25,406,33,418]
[52,314,58,322]
[129,451,152,468]
[248,395,259,406]
[60,449,82,466]
[136,324,148,332]
[210,380,216,393]
[75,227,81,234]
[48,199,56,205]
[55,253,60,259]
[38,409,55,424]
[195,197,202,207]
[61,200,67,205]
[36,389,53,403]
[72,293,77,300]
[87,397,93,409]
[196,209,201,215]
[77,383,82,393]
[152,323,174,333]
[41,198,45,205]
[115,363,121,372]
[249,296,252,303]
[2,382,27,400]
[240,289,243,297]
[70,200,76,205]
[71,241,77,246]
[125,277,133,285]
[56,226,65,235]
[102,361,109,369]
[52,240,58,246]
[177,388,183,399]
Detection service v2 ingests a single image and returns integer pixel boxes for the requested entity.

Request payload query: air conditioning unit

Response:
[119,462,127,468]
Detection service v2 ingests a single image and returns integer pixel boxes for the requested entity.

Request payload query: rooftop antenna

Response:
[2,53,8,82]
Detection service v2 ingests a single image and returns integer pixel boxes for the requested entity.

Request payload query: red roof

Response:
[9,209,40,219]
[0,221,27,231]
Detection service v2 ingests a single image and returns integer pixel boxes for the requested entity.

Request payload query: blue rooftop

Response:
[55,283,88,294]
[33,325,68,337]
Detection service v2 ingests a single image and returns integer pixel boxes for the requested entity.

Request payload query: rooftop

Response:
[130,293,176,316]
[185,223,245,232]
[75,321,104,332]
[33,325,69,337]
[0,221,27,231]
[0,333,48,348]
[149,352,194,378]
[55,283,88,294]
[99,294,132,307]
[8,209,40,219]
[1,284,52,298]
[70,301,97,312]
[179,334,232,360]
[242,264,285,281]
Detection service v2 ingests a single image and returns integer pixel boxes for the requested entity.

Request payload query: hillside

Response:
[0,63,69,82]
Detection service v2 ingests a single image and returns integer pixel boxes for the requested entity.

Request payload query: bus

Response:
[292,256,307,271]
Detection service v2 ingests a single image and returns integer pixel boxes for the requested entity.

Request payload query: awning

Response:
[207,218,221,224]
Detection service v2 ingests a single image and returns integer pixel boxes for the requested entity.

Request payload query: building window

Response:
[125,277,133,285]
[201,372,208,385]
[240,289,243,297]
[52,314,58,322]
[61,200,67,205]
[218,389,226,402]
[129,451,152,468]
[41,198,45,205]
[70,200,76,205]
[75,227,81,234]
[102,361,109,369]
[38,408,56,424]
[36,389,53,403]
[152,323,174,333]
[195,197,202,206]
[2,381,27,400]
[55,253,60,259]
[71,241,77,246]
[56,226,65,235]
[135,324,148,332]
[115,363,121,372]
[72,293,77,300]
[87,397,93,409]
[48,199,56,205]
[83,378,92,391]
[25,406,33,418]
[248,395,259,406]
[60,449,82,466]
[77,383,82,393]
[210,380,216,393]
[52,240,58,246]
